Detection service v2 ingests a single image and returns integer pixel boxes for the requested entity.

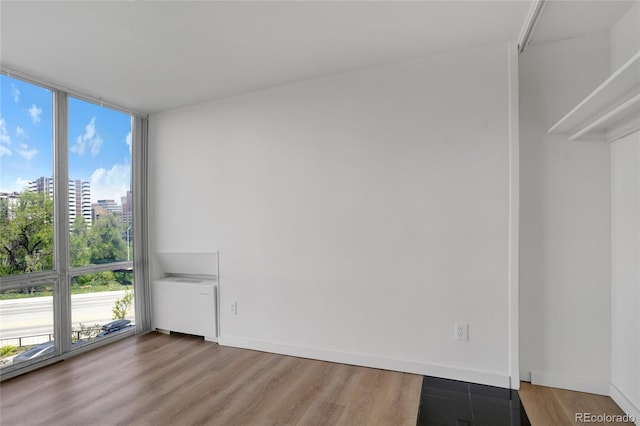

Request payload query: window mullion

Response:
[53,90,71,355]
[132,116,151,333]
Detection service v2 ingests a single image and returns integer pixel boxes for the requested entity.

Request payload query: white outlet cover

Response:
[455,322,468,341]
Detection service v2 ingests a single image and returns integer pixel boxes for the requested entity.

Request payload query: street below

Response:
[0,290,134,342]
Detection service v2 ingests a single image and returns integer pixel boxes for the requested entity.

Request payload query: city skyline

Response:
[1,175,132,227]
[0,75,132,203]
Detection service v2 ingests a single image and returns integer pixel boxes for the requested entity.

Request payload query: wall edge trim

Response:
[219,335,511,389]
[530,371,610,395]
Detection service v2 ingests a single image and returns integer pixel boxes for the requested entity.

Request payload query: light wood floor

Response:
[0,332,422,426]
[1,332,634,425]
[519,381,633,425]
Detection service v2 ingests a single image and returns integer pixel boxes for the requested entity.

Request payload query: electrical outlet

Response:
[228,301,237,315]
[455,323,468,341]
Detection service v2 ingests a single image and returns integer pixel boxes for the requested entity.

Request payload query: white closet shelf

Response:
[548,50,640,142]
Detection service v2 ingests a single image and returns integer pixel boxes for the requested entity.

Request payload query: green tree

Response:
[88,214,127,264]
[73,271,109,288]
[0,345,18,358]
[0,191,53,275]
[70,216,91,267]
[0,198,9,222]
[113,271,133,285]
[112,289,134,320]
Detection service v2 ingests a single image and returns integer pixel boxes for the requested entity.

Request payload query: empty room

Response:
[0,1,638,425]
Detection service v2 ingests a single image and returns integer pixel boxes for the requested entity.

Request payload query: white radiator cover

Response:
[152,276,218,342]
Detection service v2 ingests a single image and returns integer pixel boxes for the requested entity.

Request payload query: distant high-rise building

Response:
[80,181,92,224]
[91,197,132,224]
[27,177,92,227]
[0,192,20,220]
[121,190,132,213]
[91,204,111,222]
[92,199,132,224]
[94,199,120,213]
[119,190,133,224]
[69,179,92,225]
[117,210,132,224]
[28,176,54,197]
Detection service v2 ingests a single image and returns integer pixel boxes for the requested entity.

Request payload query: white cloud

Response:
[16,126,25,139]
[71,137,86,155]
[15,178,30,191]
[11,84,20,103]
[125,131,132,153]
[28,104,42,124]
[0,145,11,157]
[90,163,131,203]
[18,148,38,160]
[0,118,11,146]
[0,177,29,194]
[84,117,96,139]
[17,143,38,160]
[71,117,103,157]
[91,137,103,156]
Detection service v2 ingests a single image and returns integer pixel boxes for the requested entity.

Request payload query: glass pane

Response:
[68,97,132,267]
[0,75,54,276]
[71,271,135,344]
[0,284,55,368]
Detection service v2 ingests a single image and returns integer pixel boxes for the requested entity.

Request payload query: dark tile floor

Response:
[416,376,531,426]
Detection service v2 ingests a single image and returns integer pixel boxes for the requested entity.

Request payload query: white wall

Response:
[610,4,640,417]
[610,131,640,421]
[150,42,518,388]
[519,32,612,394]
[609,1,640,72]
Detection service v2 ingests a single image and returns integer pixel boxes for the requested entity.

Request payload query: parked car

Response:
[12,339,86,363]
[13,320,134,364]
[96,319,134,337]
[12,342,55,363]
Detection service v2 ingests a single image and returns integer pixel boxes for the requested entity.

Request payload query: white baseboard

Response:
[610,384,640,425]
[530,371,610,395]
[218,335,512,389]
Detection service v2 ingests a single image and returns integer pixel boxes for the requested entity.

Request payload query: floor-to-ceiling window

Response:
[0,76,55,368]
[0,73,147,375]
[67,97,135,345]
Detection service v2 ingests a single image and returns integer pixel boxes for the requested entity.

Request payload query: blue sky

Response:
[1,75,131,204]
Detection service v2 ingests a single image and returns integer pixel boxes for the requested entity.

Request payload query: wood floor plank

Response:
[0,333,421,426]
[2,333,633,426]
[519,381,634,425]
[519,382,571,426]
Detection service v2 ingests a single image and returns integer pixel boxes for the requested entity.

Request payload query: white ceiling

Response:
[530,0,635,46]
[1,1,532,114]
[0,1,634,115]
